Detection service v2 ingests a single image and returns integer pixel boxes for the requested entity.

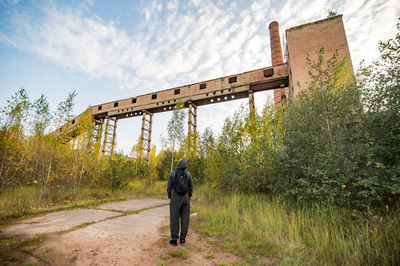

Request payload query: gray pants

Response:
[170,191,190,240]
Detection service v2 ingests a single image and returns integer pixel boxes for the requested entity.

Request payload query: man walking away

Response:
[167,159,194,246]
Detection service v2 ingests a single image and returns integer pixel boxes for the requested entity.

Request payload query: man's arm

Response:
[167,171,174,199]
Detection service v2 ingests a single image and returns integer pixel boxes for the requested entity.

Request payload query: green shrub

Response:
[192,188,400,265]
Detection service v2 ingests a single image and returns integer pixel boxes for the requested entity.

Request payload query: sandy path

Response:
[0,198,239,265]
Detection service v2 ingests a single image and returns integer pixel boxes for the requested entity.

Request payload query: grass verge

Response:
[191,187,400,265]
[0,233,47,263]
[168,248,187,258]
[0,180,167,224]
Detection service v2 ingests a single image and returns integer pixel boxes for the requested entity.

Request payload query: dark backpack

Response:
[173,170,189,195]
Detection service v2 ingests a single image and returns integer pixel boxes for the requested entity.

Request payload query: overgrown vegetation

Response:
[0,89,163,222]
[192,187,400,265]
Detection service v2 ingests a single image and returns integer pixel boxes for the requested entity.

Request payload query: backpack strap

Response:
[172,170,177,188]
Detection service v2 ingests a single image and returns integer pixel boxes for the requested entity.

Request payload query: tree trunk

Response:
[76,162,84,196]
[33,138,42,180]
[73,150,78,194]
[9,154,25,183]
[0,134,11,191]
[0,146,9,191]
[325,115,335,151]
[40,157,52,200]
[170,142,175,172]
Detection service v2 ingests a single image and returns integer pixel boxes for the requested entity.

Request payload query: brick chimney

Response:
[269,21,285,106]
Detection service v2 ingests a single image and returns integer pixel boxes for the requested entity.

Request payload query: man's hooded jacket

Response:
[167,159,194,199]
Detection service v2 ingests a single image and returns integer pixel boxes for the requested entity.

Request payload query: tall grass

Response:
[192,188,400,265]
[0,181,167,223]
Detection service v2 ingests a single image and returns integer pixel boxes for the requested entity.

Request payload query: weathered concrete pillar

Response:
[281,86,288,108]
[269,21,285,107]
[101,118,110,155]
[248,90,255,113]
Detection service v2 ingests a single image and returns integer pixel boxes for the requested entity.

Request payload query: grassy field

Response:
[2,182,399,265]
[191,188,400,265]
[0,181,167,224]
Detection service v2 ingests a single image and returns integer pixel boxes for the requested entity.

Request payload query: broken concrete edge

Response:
[0,195,167,227]
[10,203,169,238]
[94,203,169,215]
[0,203,170,262]
[0,197,124,227]
[0,233,48,261]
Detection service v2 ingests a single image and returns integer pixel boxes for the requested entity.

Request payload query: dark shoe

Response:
[180,238,185,246]
[169,239,177,246]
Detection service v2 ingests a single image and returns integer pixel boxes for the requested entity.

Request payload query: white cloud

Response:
[166,0,177,11]
[190,0,201,8]
[1,0,276,94]
[341,0,400,68]
[0,32,17,46]
[271,0,399,69]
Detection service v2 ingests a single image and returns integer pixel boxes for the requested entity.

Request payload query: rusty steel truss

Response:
[187,101,198,150]
[140,110,153,163]
[101,118,118,156]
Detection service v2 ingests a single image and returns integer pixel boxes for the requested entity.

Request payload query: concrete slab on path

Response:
[33,206,170,265]
[98,198,169,212]
[0,208,119,237]
[74,205,170,236]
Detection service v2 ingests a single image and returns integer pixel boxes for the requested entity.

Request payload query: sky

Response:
[0,0,399,155]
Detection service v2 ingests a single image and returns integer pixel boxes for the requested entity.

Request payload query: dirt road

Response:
[0,198,238,265]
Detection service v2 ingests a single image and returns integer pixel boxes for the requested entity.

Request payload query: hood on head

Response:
[177,159,187,170]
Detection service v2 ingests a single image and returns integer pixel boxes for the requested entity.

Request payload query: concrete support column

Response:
[140,110,153,164]
[280,86,288,108]
[101,118,110,155]
[248,90,255,113]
